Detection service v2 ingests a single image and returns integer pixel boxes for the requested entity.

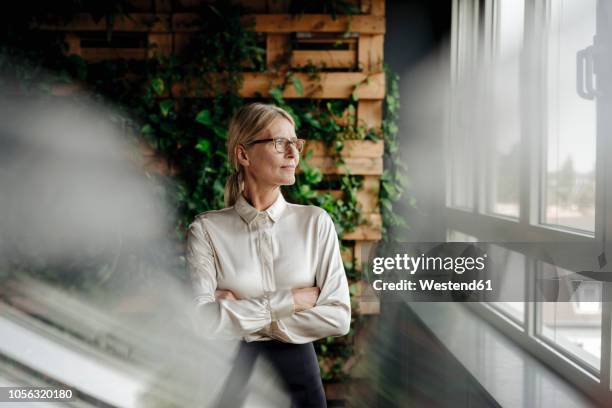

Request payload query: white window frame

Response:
[446,0,612,404]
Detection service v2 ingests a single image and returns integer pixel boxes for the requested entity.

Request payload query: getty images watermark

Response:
[359,242,612,302]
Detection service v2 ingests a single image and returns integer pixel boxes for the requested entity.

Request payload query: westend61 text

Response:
[372,279,493,292]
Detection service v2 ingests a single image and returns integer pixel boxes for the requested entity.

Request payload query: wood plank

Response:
[266,34,290,69]
[324,382,346,401]
[360,0,372,14]
[64,33,81,55]
[357,34,384,72]
[304,140,383,158]
[171,72,385,99]
[291,50,356,69]
[357,298,380,315]
[34,13,171,31]
[356,175,380,212]
[357,100,383,129]
[148,33,173,57]
[343,213,381,240]
[370,0,385,16]
[341,244,354,266]
[316,190,344,200]
[243,14,385,34]
[300,157,383,175]
[318,188,378,213]
[173,32,190,54]
[354,240,377,273]
[35,13,384,34]
[297,37,357,50]
[266,0,290,12]
[176,0,268,12]
[80,48,149,61]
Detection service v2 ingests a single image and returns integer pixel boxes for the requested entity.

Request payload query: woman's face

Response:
[240,117,300,188]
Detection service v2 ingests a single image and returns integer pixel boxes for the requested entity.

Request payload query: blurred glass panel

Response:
[446,229,478,242]
[484,0,524,218]
[536,262,601,371]
[542,0,597,232]
[0,96,290,407]
[447,0,478,210]
[484,245,526,324]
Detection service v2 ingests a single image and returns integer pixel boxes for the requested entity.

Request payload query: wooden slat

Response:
[343,213,382,240]
[80,48,148,61]
[65,33,81,55]
[266,0,290,12]
[357,100,383,129]
[297,37,357,50]
[360,0,372,14]
[357,298,380,315]
[266,34,290,69]
[356,175,380,212]
[34,13,171,31]
[300,157,383,175]
[176,0,267,12]
[354,240,377,273]
[171,72,385,99]
[243,14,385,34]
[316,190,344,200]
[358,34,384,72]
[173,32,190,55]
[341,244,354,265]
[148,33,173,57]
[155,0,173,12]
[36,13,385,34]
[317,188,378,213]
[291,50,356,69]
[370,0,385,16]
[304,140,384,158]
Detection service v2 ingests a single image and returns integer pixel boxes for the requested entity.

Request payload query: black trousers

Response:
[215,340,327,408]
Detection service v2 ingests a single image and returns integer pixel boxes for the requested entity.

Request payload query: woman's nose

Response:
[285,145,298,158]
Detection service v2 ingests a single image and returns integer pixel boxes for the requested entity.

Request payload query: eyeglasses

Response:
[246,138,305,154]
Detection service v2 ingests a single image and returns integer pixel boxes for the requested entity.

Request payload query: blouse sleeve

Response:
[265,210,351,344]
[186,218,295,340]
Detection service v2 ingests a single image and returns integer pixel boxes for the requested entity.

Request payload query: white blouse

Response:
[186,190,351,344]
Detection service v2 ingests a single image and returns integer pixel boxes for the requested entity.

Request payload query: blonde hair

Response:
[224,103,296,207]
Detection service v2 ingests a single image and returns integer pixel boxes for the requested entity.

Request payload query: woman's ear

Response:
[236,144,250,167]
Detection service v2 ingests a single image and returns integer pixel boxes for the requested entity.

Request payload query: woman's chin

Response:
[279,175,296,185]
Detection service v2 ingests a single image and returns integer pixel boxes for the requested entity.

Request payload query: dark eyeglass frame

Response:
[245,138,305,153]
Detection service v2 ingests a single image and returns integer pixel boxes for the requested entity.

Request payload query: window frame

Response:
[446,0,612,403]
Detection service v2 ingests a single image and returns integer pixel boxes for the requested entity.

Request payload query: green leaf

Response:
[196,139,211,154]
[291,76,304,96]
[159,100,173,117]
[195,109,213,126]
[269,86,284,103]
[140,124,154,136]
[151,78,164,96]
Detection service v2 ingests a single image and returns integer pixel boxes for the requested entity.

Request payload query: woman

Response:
[186,103,351,407]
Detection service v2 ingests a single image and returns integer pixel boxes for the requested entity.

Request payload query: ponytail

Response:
[224,167,243,207]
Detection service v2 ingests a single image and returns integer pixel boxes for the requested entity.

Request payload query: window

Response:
[484,0,524,218]
[536,263,602,372]
[541,0,597,232]
[447,0,610,401]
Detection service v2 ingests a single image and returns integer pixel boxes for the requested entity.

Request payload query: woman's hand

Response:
[291,287,320,312]
[215,289,238,300]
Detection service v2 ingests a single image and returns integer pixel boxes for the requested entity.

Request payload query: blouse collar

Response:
[234,189,287,224]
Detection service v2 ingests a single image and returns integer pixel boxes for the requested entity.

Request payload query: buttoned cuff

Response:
[266,289,295,321]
